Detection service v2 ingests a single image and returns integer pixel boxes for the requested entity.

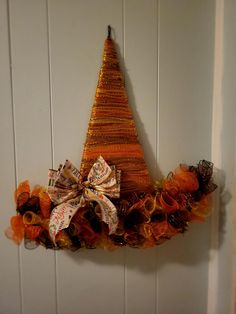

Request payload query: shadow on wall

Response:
[64,167,229,273]
[217,169,231,249]
[64,223,210,273]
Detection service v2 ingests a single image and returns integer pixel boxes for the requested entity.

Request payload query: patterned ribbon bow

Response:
[48,156,120,243]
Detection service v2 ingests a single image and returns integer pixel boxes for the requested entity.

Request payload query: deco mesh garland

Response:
[5,26,217,251]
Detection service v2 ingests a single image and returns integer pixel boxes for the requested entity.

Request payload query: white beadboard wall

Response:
[0,1,234,314]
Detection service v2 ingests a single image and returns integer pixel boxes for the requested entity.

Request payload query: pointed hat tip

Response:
[107,25,111,39]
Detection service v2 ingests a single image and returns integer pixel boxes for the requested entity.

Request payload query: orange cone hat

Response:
[80,27,153,195]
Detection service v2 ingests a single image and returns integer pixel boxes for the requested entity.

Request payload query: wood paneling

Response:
[6,1,56,313]
[0,1,222,313]
[0,1,21,312]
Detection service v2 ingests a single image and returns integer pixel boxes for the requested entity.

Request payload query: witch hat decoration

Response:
[5,26,217,251]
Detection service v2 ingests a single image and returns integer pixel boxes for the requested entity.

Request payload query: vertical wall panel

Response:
[8,0,56,313]
[217,0,236,312]
[48,1,125,313]
[0,1,21,313]
[49,0,124,167]
[157,1,215,314]
[158,0,215,172]
[124,1,158,314]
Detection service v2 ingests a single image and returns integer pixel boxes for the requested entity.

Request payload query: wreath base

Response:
[5,160,217,251]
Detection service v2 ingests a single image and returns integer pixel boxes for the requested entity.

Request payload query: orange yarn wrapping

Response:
[80,37,153,195]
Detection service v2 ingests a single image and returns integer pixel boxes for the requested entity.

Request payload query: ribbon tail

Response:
[100,198,118,235]
[49,197,84,244]
[84,189,118,234]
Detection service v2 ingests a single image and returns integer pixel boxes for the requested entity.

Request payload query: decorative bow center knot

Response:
[48,156,121,243]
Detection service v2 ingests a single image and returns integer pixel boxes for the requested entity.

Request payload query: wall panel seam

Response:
[207,0,224,313]
[46,0,55,170]
[6,0,23,313]
[46,1,58,314]
[155,0,160,313]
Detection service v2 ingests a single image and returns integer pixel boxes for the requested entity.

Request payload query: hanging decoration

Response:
[5,26,217,251]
